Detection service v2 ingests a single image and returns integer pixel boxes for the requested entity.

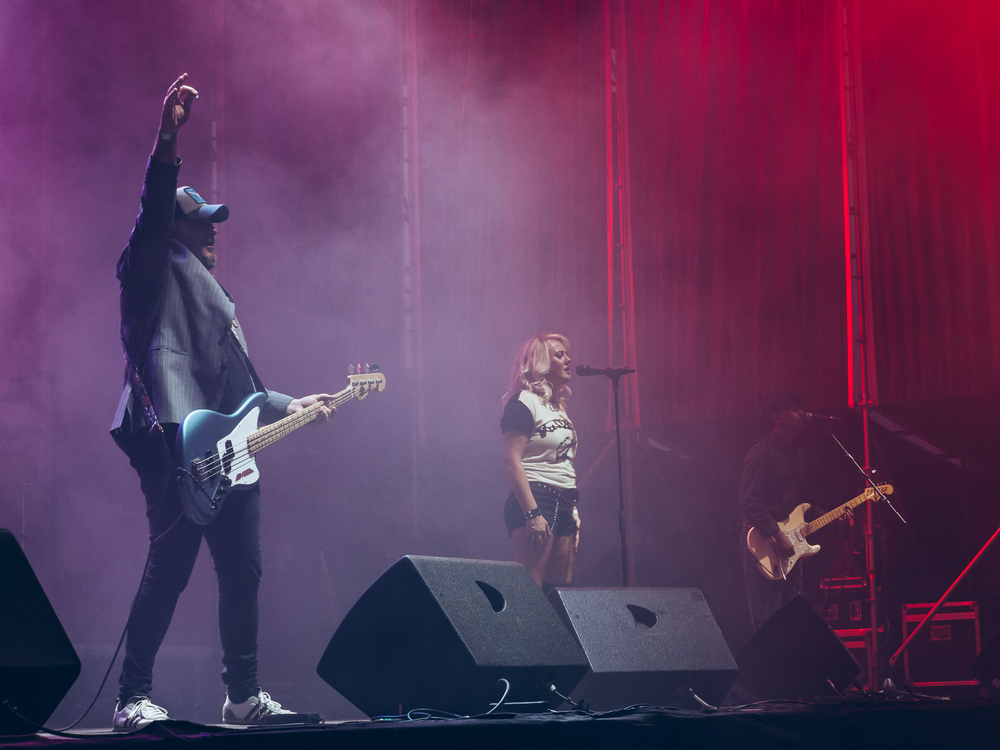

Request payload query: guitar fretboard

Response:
[803,484,891,536]
[246,387,358,455]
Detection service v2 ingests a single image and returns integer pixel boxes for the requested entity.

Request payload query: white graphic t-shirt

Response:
[501,390,577,489]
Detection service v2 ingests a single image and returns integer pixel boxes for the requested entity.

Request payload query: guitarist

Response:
[109,75,336,730]
[738,393,813,631]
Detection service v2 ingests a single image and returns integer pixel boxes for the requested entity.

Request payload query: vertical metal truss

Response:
[401,0,426,447]
[605,0,640,429]
[838,0,880,690]
[839,0,877,411]
[401,0,426,539]
[605,0,640,584]
[210,0,227,273]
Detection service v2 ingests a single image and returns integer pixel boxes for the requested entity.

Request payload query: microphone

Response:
[805,412,839,423]
[575,365,636,377]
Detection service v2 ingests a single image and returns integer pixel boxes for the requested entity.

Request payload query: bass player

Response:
[109,74,336,730]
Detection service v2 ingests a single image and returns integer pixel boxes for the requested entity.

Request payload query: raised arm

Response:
[117,75,200,287]
[152,73,198,165]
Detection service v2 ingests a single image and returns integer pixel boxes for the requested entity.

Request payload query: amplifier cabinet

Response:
[902,601,981,687]
[821,577,870,630]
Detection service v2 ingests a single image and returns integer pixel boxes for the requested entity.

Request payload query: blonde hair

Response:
[503,333,571,411]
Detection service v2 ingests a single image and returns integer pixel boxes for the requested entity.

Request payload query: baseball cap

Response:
[175,186,230,222]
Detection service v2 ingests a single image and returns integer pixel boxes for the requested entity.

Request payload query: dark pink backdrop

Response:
[861,0,1000,403]
[625,0,848,422]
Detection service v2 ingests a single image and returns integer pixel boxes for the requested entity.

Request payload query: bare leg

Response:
[543,535,576,588]
[511,527,555,586]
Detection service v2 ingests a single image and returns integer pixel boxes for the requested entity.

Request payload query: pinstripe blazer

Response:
[111,158,290,448]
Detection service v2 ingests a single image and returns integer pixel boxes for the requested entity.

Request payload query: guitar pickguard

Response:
[776,522,821,577]
[212,409,260,488]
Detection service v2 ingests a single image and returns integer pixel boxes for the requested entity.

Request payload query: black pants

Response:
[118,426,262,705]
[740,537,803,632]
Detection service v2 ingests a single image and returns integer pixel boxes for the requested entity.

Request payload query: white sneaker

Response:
[223,689,294,724]
[113,697,169,731]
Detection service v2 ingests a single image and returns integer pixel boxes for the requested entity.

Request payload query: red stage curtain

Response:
[624,0,848,422]
[860,0,1000,403]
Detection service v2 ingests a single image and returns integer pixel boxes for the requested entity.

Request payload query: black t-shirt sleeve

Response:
[501,396,534,436]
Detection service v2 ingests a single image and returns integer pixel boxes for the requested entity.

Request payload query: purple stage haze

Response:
[0,0,612,726]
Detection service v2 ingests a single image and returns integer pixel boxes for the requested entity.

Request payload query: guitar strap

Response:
[120,335,188,543]
[120,332,175,472]
[228,324,268,394]
[220,282,266,395]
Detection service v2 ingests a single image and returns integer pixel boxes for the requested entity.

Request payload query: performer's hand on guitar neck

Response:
[286,393,337,422]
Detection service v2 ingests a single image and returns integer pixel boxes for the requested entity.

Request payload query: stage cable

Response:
[8,514,185,735]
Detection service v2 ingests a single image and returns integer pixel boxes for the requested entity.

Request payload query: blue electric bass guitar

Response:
[176,369,386,525]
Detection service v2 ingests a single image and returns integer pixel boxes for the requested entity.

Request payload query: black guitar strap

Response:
[120,332,175,472]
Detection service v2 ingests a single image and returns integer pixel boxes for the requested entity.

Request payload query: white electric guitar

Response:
[746,484,892,580]
[175,368,386,525]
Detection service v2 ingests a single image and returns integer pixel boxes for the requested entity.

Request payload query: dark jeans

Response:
[118,425,262,705]
[740,535,803,632]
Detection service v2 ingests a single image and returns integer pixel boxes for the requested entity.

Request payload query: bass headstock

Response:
[347,363,386,401]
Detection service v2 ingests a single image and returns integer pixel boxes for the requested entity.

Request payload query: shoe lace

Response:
[257,692,282,712]
[133,699,169,720]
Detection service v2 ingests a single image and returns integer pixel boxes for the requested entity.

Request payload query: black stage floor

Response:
[4,699,1000,750]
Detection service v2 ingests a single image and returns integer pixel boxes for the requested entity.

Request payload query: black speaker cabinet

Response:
[548,587,738,710]
[0,528,80,735]
[736,595,861,699]
[317,556,589,717]
[973,627,1000,691]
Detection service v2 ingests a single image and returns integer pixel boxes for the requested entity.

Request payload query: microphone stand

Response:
[587,366,635,586]
[816,416,905,691]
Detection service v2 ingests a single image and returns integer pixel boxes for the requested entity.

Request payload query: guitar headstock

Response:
[348,363,386,400]
[863,484,893,501]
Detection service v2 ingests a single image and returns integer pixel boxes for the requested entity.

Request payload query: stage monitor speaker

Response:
[973,627,1000,691]
[547,587,738,709]
[735,595,861,699]
[317,556,589,718]
[0,528,80,735]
